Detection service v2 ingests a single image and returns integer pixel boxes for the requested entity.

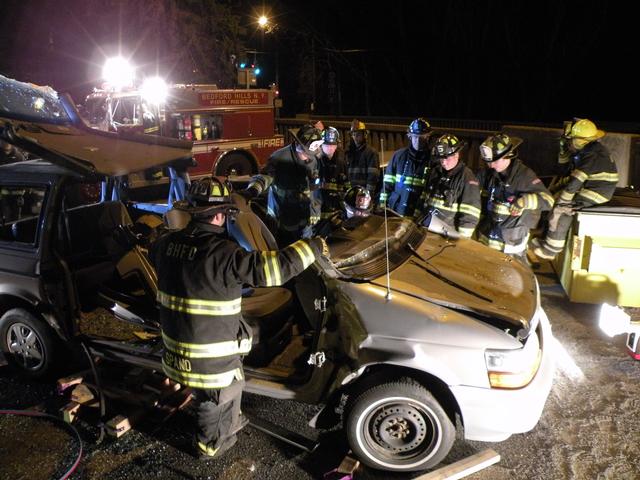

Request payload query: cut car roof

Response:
[0,74,193,176]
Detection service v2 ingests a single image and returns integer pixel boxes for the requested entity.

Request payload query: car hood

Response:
[0,74,193,176]
[371,234,537,331]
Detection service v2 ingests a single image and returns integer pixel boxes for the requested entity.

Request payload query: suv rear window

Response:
[0,185,47,245]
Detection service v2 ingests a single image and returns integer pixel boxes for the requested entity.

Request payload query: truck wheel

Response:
[345,379,455,472]
[0,308,57,378]
[215,153,254,176]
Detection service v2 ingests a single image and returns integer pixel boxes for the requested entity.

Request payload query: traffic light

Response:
[237,67,256,87]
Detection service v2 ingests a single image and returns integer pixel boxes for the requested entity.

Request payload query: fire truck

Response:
[83,83,285,184]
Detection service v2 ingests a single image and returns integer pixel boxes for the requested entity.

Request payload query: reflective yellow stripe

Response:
[162,363,243,389]
[559,191,575,202]
[458,226,475,238]
[395,175,425,186]
[157,291,241,316]
[261,251,281,286]
[289,240,315,269]
[589,172,619,182]
[459,203,481,218]
[162,333,252,358]
[428,198,458,213]
[491,203,511,215]
[383,174,395,183]
[478,233,504,250]
[197,441,220,457]
[577,189,609,204]
[547,237,566,248]
[571,169,588,182]
[522,193,538,210]
[539,192,554,208]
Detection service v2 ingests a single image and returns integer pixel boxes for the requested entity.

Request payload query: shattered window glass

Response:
[0,74,70,123]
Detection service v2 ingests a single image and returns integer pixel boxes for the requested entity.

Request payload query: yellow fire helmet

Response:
[563,118,605,150]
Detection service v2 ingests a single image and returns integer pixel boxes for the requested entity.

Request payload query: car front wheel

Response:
[346,379,455,472]
[0,308,57,378]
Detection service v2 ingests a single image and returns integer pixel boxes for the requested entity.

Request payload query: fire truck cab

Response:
[83,84,284,182]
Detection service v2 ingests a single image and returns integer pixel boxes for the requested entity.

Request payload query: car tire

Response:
[345,379,455,472]
[215,153,254,176]
[0,308,57,378]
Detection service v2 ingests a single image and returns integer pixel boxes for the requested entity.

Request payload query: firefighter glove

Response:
[319,237,331,259]
[238,186,259,201]
[509,203,524,216]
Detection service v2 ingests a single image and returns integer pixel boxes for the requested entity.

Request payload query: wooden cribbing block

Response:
[57,373,85,393]
[337,452,360,474]
[415,449,500,480]
[60,401,81,423]
[105,415,132,438]
[71,384,95,405]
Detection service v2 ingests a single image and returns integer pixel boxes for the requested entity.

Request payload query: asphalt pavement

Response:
[1,259,639,479]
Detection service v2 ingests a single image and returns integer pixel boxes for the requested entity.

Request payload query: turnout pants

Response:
[194,378,245,457]
[538,201,592,256]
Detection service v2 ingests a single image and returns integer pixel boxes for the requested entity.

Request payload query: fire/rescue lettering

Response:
[165,352,192,372]
[261,138,285,148]
[198,91,269,107]
[166,242,197,260]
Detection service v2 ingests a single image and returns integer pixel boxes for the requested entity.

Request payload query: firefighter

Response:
[346,119,380,198]
[380,118,433,218]
[343,185,373,219]
[149,177,328,459]
[313,185,373,237]
[476,133,554,262]
[421,134,481,238]
[531,118,619,260]
[251,124,324,245]
[315,126,350,220]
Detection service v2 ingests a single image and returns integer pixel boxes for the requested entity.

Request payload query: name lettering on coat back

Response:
[166,242,197,260]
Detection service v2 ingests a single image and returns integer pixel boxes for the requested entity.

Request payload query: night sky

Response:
[0,0,636,126]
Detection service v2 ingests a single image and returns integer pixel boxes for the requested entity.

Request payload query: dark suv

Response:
[0,75,554,472]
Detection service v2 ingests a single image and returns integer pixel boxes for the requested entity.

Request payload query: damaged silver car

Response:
[0,75,554,472]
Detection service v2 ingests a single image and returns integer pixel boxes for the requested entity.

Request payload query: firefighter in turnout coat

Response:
[476,133,553,262]
[346,119,380,197]
[532,119,619,260]
[261,124,325,244]
[380,118,434,218]
[150,177,327,459]
[316,126,350,220]
[421,134,481,238]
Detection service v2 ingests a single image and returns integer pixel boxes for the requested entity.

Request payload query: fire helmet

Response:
[350,119,367,133]
[183,176,238,219]
[343,186,372,218]
[479,133,522,162]
[431,134,465,159]
[323,126,341,145]
[564,118,604,140]
[290,124,324,158]
[562,118,605,151]
[407,118,431,135]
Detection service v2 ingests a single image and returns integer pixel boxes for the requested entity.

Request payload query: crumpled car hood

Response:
[372,234,537,330]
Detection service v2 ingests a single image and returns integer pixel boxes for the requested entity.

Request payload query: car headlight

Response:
[485,331,542,389]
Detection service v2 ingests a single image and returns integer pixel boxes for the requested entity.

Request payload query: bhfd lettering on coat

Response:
[164,351,192,372]
[165,242,197,260]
